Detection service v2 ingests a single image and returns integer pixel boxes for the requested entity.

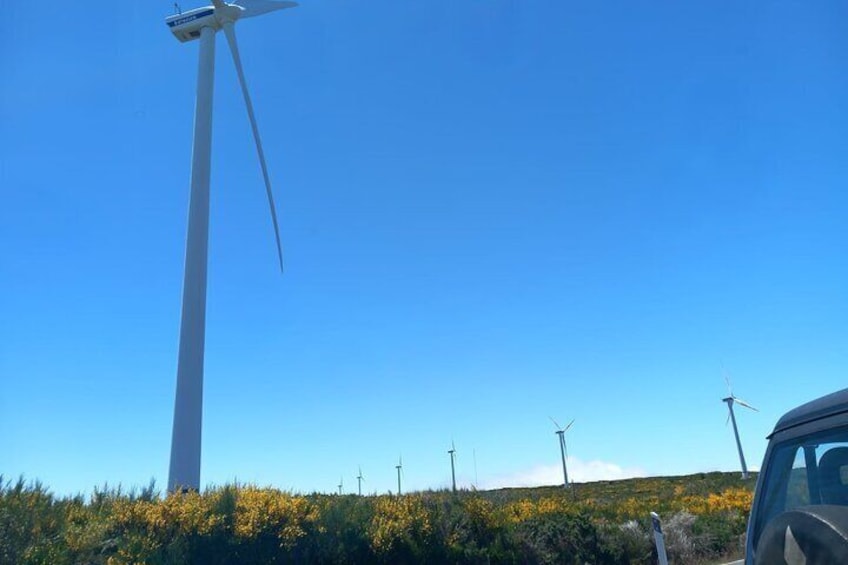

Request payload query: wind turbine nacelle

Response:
[166,7,218,42]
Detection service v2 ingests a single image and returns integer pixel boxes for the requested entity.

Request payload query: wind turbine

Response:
[356,466,365,496]
[163,0,296,493]
[550,417,574,489]
[448,441,457,493]
[338,476,344,495]
[722,375,758,479]
[395,456,403,495]
[473,448,478,490]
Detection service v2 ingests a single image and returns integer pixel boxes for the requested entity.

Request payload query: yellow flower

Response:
[368,495,431,554]
[233,486,316,548]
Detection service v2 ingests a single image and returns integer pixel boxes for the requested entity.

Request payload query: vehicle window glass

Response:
[785,447,810,508]
[753,427,848,549]
[816,443,848,505]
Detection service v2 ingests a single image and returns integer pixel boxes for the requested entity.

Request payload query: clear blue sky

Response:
[2,1,847,496]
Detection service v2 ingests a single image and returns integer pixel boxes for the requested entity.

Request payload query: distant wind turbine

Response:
[357,466,365,496]
[163,0,297,493]
[395,456,403,495]
[448,441,457,493]
[722,373,758,479]
[550,417,575,489]
[338,476,344,495]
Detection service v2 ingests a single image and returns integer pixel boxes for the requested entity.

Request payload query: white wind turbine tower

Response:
[338,477,344,495]
[550,417,574,489]
[395,456,403,495]
[722,375,758,480]
[356,466,365,496]
[164,0,296,493]
[448,441,457,493]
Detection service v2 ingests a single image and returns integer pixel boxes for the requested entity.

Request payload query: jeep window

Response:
[753,426,848,548]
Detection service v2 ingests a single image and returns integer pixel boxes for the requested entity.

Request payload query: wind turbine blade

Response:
[549,416,562,430]
[221,23,285,272]
[734,397,759,412]
[723,369,733,397]
[726,410,731,426]
[235,0,298,18]
[564,419,575,433]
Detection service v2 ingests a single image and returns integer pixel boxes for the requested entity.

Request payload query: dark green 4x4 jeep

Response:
[746,388,848,564]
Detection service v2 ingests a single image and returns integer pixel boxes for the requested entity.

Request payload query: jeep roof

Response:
[770,387,848,437]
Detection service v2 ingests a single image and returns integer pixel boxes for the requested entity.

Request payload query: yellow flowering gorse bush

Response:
[680,487,753,516]
[368,495,432,555]
[234,486,317,548]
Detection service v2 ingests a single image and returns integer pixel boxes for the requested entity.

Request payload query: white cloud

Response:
[480,457,647,490]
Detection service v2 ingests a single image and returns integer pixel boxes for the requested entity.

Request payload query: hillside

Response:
[1,472,754,564]
[482,470,756,504]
